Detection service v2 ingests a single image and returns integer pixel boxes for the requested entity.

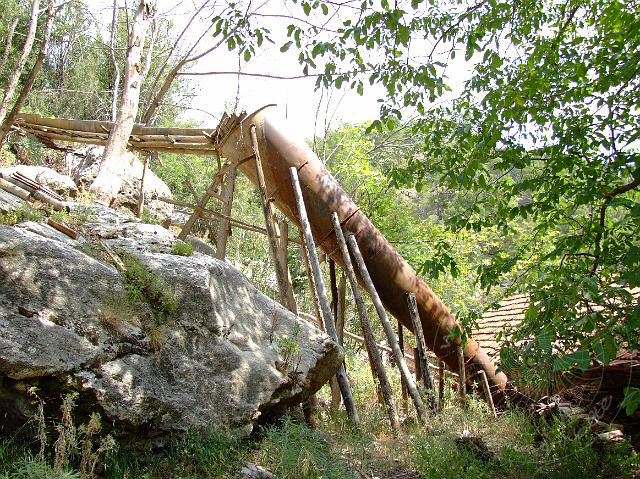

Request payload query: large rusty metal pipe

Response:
[218,109,509,404]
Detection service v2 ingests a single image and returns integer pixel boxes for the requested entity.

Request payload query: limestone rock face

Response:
[65,146,173,218]
[0,165,78,197]
[0,212,340,438]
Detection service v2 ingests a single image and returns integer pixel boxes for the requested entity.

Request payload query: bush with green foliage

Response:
[0,205,45,226]
[121,255,176,324]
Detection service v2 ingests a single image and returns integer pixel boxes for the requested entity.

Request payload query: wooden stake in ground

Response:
[406,292,436,411]
[346,233,427,422]
[332,213,400,434]
[328,259,342,411]
[290,167,360,428]
[457,345,467,403]
[216,166,237,259]
[438,360,445,411]
[136,153,150,218]
[251,125,297,313]
[398,321,409,415]
[275,217,297,314]
[478,370,497,418]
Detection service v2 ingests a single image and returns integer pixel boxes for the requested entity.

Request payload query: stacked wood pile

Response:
[12,113,220,156]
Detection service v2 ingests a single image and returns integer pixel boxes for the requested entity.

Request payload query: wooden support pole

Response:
[331,213,400,435]
[275,217,297,314]
[457,346,467,404]
[478,370,497,418]
[336,273,346,345]
[251,125,297,313]
[328,258,342,411]
[346,233,427,422]
[438,360,445,411]
[216,166,237,259]
[398,321,409,415]
[136,152,150,218]
[300,227,323,325]
[406,292,436,411]
[178,174,220,241]
[290,167,360,428]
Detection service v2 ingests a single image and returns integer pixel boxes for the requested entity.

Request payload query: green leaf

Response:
[280,41,293,52]
[621,387,640,416]
[303,2,311,15]
[321,3,329,14]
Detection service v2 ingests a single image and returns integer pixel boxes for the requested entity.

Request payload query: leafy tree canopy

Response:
[249,0,640,389]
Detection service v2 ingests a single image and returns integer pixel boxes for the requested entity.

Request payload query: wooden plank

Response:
[47,219,78,239]
[332,212,400,434]
[251,125,297,314]
[16,113,217,137]
[407,292,437,411]
[290,166,360,428]
[346,233,427,422]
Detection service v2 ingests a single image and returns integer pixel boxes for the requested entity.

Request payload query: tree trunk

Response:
[0,2,56,149]
[91,0,156,202]
[109,0,121,122]
[0,0,40,126]
[0,16,20,74]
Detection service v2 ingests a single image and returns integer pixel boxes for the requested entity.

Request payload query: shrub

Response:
[121,255,176,324]
[0,205,46,226]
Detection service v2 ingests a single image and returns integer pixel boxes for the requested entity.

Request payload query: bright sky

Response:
[87,0,471,141]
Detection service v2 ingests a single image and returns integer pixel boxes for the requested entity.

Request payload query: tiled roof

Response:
[473,289,640,359]
[472,294,529,358]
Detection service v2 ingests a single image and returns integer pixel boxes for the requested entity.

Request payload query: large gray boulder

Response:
[65,146,173,219]
[0,213,340,438]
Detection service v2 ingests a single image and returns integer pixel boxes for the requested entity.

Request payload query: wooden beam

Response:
[346,233,427,422]
[438,361,445,411]
[457,346,467,404]
[215,166,237,259]
[290,166,360,428]
[136,153,150,218]
[407,292,436,411]
[398,320,409,415]
[332,212,400,435]
[478,370,497,418]
[178,173,222,241]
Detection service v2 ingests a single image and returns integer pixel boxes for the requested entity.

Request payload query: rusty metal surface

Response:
[217,109,509,403]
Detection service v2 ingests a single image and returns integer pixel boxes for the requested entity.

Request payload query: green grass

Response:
[256,418,355,479]
[171,240,193,257]
[1,350,638,479]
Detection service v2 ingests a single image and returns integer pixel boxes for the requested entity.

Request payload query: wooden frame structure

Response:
[8,111,503,425]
